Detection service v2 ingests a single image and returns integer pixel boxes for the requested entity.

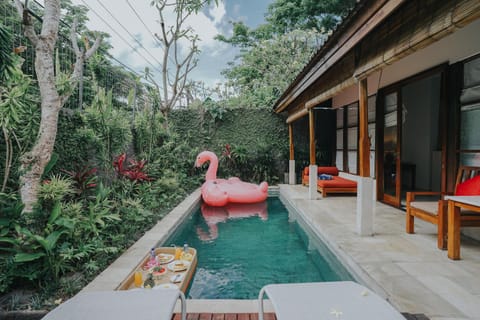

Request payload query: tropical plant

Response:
[83,86,132,165]
[0,23,15,83]
[113,153,153,182]
[39,175,75,203]
[0,57,38,192]
[61,165,98,195]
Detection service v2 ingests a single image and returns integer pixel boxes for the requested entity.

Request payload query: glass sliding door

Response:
[382,91,401,207]
[460,56,480,166]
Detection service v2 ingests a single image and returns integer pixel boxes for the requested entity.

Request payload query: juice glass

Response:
[174,246,182,260]
[134,271,143,287]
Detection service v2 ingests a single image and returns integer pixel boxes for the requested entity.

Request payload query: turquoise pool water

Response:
[165,197,353,299]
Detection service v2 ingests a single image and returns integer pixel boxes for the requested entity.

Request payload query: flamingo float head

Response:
[195,151,217,167]
[195,151,219,181]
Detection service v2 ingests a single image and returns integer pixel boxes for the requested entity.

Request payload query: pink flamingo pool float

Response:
[195,151,268,207]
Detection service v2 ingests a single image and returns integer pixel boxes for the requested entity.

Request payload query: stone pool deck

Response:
[81,184,480,320]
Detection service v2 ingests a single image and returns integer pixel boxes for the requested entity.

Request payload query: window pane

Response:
[347,103,358,126]
[336,108,344,129]
[370,151,376,178]
[368,123,376,150]
[368,95,376,122]
[460,104,480,150]
[385,93,397,113]
[460,153,480,166]
[336,129,343,149]
[348,127,358,150]
[464,56,480,88]
[348,151,357,174]
[336,151,344,171]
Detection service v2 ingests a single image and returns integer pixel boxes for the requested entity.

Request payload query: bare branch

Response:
[62,20,101,105]
[85,36,102,59]
[71,18,82,56]
[14,0,38,46]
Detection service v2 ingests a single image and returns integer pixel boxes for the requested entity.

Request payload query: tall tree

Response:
[222,29,323,108]
[14,0,100,213]
[265,0,356,34]
[215,0,356,108]
[148,0,216,122]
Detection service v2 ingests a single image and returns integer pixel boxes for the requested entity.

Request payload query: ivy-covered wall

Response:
[169,108,289,183]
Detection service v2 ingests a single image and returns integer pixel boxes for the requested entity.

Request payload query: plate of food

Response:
[157,253,174,264]
[167,260,190,272]
[150,265,167,279]
[153,283,177,290]
[180,252,193,261]
[170,273,184,283]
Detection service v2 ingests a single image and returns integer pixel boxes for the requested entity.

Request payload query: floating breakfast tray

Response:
[116,247,197,293]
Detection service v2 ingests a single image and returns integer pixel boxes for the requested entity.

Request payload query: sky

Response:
[69,0,273,88]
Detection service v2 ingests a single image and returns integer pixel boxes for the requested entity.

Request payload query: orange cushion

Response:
[303,166,339,176]
[317,167,339,176]
[455,176,480,195]
[317,176,357,188]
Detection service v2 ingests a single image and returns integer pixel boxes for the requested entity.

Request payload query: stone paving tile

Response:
[279,184,480,319]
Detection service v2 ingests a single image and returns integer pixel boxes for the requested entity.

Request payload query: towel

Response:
[318,174,333,180]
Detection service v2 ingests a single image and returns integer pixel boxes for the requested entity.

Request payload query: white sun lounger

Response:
[258,281,405,320]
[41,289,186,320]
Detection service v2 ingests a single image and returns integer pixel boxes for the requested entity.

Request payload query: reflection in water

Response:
[196,202,268,241]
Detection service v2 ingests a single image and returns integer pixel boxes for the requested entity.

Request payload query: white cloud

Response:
[209,1,226,26]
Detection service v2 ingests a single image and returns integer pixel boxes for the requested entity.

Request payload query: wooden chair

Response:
[406,166,480,249]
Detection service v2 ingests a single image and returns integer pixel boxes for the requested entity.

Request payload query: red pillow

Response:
[455,176,480,195]
[317,166,339,176]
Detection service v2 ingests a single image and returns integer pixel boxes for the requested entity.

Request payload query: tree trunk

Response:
[15,0,100,213]
[20,39,61,212]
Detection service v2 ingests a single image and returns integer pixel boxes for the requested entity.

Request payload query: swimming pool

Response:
[164,197,354,299]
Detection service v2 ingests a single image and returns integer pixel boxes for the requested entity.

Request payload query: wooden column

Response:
[288,123,296,185]
[309,109,316,165]
[356,77,374,236]
[289,123,294,161]
[358,78,370,177]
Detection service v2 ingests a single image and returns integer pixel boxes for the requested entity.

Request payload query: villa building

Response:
[274,0,480,237]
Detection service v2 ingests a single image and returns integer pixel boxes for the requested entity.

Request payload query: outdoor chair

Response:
[406,166,480,249]
[41,289,186,320]
[258,281,405,320]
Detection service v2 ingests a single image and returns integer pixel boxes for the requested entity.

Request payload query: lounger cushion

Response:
[303,166,339,176]
[317,167,339,176]
[317,176,357,188]
[455,176,480,196]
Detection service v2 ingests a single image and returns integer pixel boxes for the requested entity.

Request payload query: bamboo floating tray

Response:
[116,247,197,293]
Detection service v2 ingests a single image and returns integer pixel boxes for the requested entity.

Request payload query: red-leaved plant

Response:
[61,166,98,194]
[113,153,153,182]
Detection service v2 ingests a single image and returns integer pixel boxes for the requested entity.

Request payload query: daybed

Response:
[302,166,357,197]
